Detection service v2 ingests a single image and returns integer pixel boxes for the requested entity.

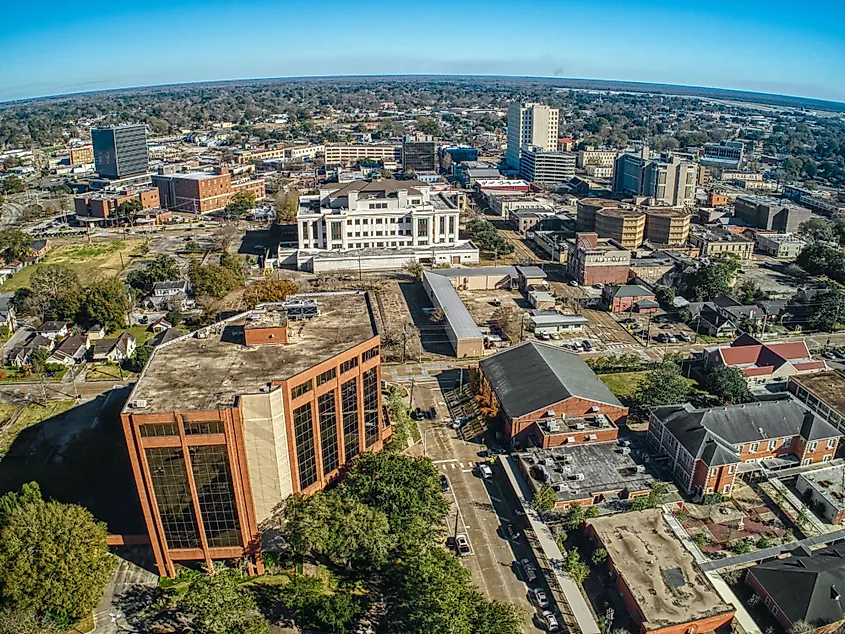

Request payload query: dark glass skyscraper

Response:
[402,137,437,172]
[91,124,149,179]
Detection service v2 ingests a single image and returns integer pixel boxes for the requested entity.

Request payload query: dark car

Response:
[411,407,425,420]
[582,340,593,351]
[505,523,520,541]
[440,474,450,492]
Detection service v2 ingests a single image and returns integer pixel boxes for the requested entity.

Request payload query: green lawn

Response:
[599,371,648,400]
[2,239,142,291]
[0,400,75,454]
[85,363,128,382]
[0,366,69,383]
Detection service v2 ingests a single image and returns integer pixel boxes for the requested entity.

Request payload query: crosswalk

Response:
[438,459,476,472]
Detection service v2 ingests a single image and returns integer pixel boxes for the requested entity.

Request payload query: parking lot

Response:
[409,373,558,633]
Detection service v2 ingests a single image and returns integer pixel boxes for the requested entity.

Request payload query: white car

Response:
[479,463,493,479]
[532,587,550,608]
[568,280,579,286]
[541,610,560,632]
[455,533,471,556]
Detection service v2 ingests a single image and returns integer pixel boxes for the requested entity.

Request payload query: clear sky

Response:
[2,0,844,103]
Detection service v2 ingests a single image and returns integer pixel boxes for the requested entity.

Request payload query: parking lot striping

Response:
[433,458,457,464]
[451,463,456,469]
[461,469,473,473]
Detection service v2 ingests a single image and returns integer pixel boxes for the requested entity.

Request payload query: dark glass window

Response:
[363,368,380,448]
[140,422,179,437]
[145,447,200,549]
[189,445,242,548]
[291,379,313,399]
[316,368,336,386]
[340,357,358,374]
[341,378,360,460]
[318,391,339,475]
[293,403,317,490]
[184,420,225,435]
[362,345,379,362]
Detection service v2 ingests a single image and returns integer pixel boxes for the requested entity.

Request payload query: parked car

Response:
[592,283,604,289]
[520,558,538,583]
[549,332,561,340]
[440,474,450,492]
[456,534,471,556]
[451,417,467,429]
[490,298,502,307]
[479,463,493,479]
[824,351,837,360]
[660,323,673,330]
[411,407,426,421]
[666,334,677,343]
[582,340,593,351]
[537,331,551,341]
[541,610,560,632]
[532,587,550,609]
[429,406,438,420]
[835,349,845,360]
[677,332,691,342]
[568,280,579,286]
[505,523,520,541]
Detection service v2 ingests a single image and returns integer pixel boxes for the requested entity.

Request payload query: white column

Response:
[411,214,418,246]
[341,219,348,249]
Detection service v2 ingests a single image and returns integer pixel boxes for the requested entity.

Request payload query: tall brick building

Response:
[152,166,266,213]
[121,293,389,577]
[566,232,631,286]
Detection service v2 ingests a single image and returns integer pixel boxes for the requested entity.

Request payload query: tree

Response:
[165,309,183,326]
[706,366,753,404]
[692,533,710,548]
[1,176,24,195]
[125,344,153,373]
[591,548,608,565]
[115,199,143,225]
[796,242,845,280]
[734,279,765,305]
[416,117,442,137]
[189,254,245,300]
[464,219,515,256]
[81,276,132,331]
[404,259,424,281]
[28,265,84,321]
[532,484,557,513]
[564,504,587,530]
[126,254,180,292]
[810,286,845,332]
[635,360,690,406]
[242,278,300,308]
[564,550,590,583]
[655,286,676,306]
[0,484,113,629]
[179,567,268,634]
[799,218,835,243]
[225,190,257,217]
[630,482,669,511]
[275,188,299,223]
[491,306,523,342]
[0,229,32,261]
[29,347,50,374]
[278,575,364,634]
[683,253,741,301]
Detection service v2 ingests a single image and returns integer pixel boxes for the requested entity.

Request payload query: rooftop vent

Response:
[130,399,148,409]
[635,465,647,474]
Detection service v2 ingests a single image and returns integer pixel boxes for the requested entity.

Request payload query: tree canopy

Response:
[179,567,269,634]
[189,253,245,299]
[464,219,515,256]
[0,229,33,261]
[80,276,133,331]
[242,278,300,308]
[683,253,741,301]
[126,254,180,292]
[706,366,753,404]
[636,360,690,406]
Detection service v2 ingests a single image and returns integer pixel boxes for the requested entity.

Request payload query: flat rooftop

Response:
[519,438,653,504]
[588,509,733,630]
[127,293,376,414]
[791,370,845,417]
[799,464,845,512]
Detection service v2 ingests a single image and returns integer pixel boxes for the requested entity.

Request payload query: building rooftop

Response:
[126,292,377,414]
[791,371,845,418]
[799,464,845,513]
[422,271,484,342]
[597,207,644,219]
[588,509,734,630]
[643,208,691,219]
[520,438,654,503]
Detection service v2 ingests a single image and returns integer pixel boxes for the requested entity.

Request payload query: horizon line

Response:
[3,73,844,110]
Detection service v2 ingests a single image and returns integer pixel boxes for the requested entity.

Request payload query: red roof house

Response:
[707,334,826,387]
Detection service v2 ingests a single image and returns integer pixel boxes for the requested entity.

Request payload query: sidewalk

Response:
[499,456,600,634]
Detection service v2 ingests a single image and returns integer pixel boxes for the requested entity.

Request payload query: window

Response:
[184,420,225,435]
[189,444,242,548]
[783,436,792,447]
[145,447,200,549]
[140,423,179,437]
[722,484,730,494]
[340,357,358,374]
[363,368,380,447]
[828,438,837,449]
[291,379,313,399]
[709,468,717,477]
[318,392,340,475]
[809,441,818,452]
[341,378,360,459]
[316,368,336,386]
[749,442,759,453]
[362,345,379,362]
[293,403,317,490]
[803,458,812,466]
[705,487,714,494]
[728,464,736,474]
[768,440,776,451]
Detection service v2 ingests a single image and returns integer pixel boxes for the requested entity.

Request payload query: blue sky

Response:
[1,0,844,103]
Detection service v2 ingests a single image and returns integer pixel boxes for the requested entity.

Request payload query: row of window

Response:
[139,420,225,438]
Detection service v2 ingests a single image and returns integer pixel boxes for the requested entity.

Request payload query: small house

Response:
[91,332,136,363]
[48,335,89,366]
[37,321,68,341]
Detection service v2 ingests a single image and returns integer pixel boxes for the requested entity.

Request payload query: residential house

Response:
[147,280,192,311]
[91,332,136,363]
[478,341,628,446]
[37,321,68,341]
[602,284,658,313]
[150,327,183,347]
[648,398,842,497]
[706,334,826,387]
[48,335,89,366]
[10,335,54,367]
[149,317,172,333]
[0,294,16,333]
[86,324,106,340]
[30,239,52,259]
[746,544,845,634]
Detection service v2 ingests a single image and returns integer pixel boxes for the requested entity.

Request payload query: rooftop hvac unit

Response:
[590,405,600,413]
[548,420,560,432]
[283,298,319,320]
[587,434,598,441]
[619,439,631,447]
[575,423,586,431]
[620,447,632,456]
[130,399,148,409]
[566,436,576,444]
[571,473,586,481]
[635,465,647,474]
[595,414,609,427]
[563,455,573,464]
[544,458,555,467]
[546,410,556,417]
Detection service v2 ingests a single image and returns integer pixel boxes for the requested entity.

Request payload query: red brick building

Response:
[74,186,160,219]
[121,293,389,577]
[707,334,826,387]
[602,284,658,313]
[648,398,842,498]
[566,232,631,286]
[588,509,735,634]
[478,341,628,447]
[152,166,266,214]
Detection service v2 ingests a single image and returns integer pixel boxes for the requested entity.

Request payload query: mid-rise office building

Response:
[643,208,691,245]
[91,124,149,179]
[518,146,576,184]
[152,167,266,214]
[689,226,754,259]
[734,195,812,233]
[595,207,646,249]
[324,144,402,166]
[68,145,94,165]
[701,141,744,169]
[577,149,617,168]
[297,180,460,251]
[567,232,631,286]
[506,102,559,169]
[613,151,697,207]
[577,199,690,248]
[121,294,389,577]
[74,187,160,220]
[402,136,437,172]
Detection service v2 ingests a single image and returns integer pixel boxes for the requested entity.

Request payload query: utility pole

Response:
[409,376,415,410]
[402,324,408,364]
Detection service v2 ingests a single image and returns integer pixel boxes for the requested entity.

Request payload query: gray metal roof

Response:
[422,271,484,342]
[479,341,623,419]
[516,265,547,279]
[530,314,589,326]
[433,266,517,279]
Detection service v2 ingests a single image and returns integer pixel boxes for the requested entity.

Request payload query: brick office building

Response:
[478,341,628,447]
[566,232,631,286]
[588,509,735,634]
[121,293,389,577]
[152,166,266,214]
[648,398,842,497]
[74,187,160,219]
